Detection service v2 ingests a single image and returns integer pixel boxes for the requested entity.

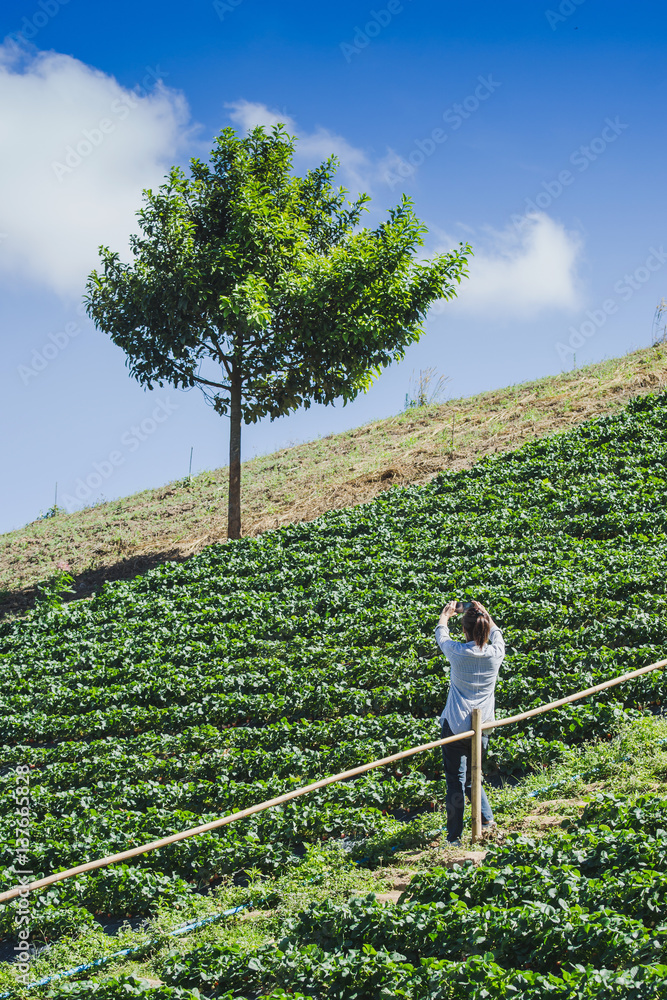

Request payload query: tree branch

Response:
[171,362,229,392]
[211,340,232,378]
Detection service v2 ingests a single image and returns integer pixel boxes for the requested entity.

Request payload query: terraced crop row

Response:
[96,795,666,999]
[1,392,666,996]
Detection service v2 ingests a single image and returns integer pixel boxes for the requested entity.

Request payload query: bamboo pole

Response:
[0,728,474,904]
[470,708,482,843]
[481,658,667,733]
[0,656,664,905]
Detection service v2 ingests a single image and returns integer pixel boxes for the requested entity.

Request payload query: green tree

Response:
[85,126,470,539]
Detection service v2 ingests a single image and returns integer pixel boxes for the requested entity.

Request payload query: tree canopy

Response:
[85,125,471,537]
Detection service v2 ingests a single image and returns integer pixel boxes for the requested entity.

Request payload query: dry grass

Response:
[2,343,667,618]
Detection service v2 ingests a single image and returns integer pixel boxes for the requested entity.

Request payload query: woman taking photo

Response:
[435,599,505,845]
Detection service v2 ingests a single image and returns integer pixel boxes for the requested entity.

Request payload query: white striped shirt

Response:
[435,622,505,734]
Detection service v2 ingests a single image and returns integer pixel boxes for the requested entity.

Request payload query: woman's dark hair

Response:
[462,606,491,648]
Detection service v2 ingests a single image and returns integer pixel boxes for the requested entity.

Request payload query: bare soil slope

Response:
[2,343,666,617]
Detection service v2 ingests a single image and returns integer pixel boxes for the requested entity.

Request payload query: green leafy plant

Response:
[1,392,667,997]
[85,125,470,538]
[34,565,75,612]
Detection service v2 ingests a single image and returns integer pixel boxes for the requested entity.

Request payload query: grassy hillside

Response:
[2,342,667,618]
[0,387,666,997]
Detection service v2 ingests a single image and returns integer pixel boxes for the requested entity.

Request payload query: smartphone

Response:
[455,600,473,612]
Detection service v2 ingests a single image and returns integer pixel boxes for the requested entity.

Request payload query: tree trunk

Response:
[227,366,242,540]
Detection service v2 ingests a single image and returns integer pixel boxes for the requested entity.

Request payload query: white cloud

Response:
[376,147,413,190]
[226,98,376,193]
[0,58,581,323]
[0,45,195,297]
[436,212,583,319]
[223,105,585,335]
[226,98,290,133]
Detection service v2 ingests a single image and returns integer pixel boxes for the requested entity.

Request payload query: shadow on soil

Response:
[0,547,202,623]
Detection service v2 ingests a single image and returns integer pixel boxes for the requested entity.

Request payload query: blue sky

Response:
[1,0,666,532]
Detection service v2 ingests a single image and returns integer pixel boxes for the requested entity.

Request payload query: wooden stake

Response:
[0,727,474,904]
[470,708,482,843]
[0,656,664,905]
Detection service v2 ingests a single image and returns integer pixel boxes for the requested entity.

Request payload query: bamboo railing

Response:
[0,656,664,905]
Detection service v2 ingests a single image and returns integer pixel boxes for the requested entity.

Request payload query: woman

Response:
[435,599,505,845]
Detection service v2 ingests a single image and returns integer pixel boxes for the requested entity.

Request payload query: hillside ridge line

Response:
[2,342,666,617]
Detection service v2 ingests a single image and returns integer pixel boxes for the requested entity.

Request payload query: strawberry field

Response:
[152,792,667,999]
[1,391,667,998]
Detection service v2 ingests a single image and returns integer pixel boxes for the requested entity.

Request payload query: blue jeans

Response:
[441,719,494,843]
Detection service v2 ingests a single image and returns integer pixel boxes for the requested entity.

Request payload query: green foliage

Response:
[150,797,667,997]
[84,123,469,535]
[85,125,468,421]
[571,792,667,837]
[39,505,63,520]
[34,568,75,612]
[3,391,667,997]
[42,974,209,998]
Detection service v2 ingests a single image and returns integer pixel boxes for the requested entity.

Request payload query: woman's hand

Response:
[438,600,458,625]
